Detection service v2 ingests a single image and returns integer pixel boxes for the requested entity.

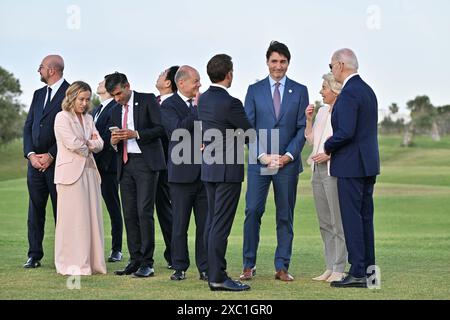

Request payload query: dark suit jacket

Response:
[92,100,119,173]
[198,86,253,183]
[23,80,70,158]
[161,93,201,183]
[110,91,166,180]
[244,76,309,176]
[324,75,380,177]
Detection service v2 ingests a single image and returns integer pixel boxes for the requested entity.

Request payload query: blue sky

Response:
[1,0,449,118]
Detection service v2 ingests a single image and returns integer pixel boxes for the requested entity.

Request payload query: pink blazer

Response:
[54,111,103,185]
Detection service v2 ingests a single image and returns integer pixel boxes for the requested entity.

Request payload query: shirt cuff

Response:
[285,152,294,161]
[27,152,35,158]
[135,130,140,140]
[257,153,266,160]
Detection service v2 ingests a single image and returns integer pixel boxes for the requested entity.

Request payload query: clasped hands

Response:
[259,154,292,169]
[311,153,330,164]
[111,129,137,145]
[29,153,53,172]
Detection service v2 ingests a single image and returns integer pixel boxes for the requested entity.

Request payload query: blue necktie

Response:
[273,82,281,119]
[44,87,52,110]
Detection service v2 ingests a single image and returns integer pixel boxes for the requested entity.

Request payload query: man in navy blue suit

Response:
[92,76,123,263]
[242,41,309,282]
[198,54,252,291]
[324,48,380,288]
[23,55,69,268]
[161,66,208,282]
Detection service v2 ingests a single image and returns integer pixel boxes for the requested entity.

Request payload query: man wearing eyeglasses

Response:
[324,48,380,288]
[23,55,70,268]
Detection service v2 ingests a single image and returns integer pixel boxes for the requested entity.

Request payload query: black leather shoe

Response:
[170,270,186,280]
[23,257,41,268]
[209,278,251,291]
[108,251,123,262]
[114,262,139,276]
[167,264,173,270]
[199,271,208,281]
[330,274,367,288]
[132,266,155,278]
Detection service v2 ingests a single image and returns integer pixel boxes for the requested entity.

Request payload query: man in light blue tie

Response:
[241,41,309,282]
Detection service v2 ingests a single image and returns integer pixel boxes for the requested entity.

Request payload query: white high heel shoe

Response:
[326,272,344,282]
[312,269,332,281]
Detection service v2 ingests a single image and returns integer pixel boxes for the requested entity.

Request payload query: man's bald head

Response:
[39,55,64,85]
[174,65,201,99]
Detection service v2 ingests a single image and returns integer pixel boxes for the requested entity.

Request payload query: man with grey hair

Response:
[324,48,380,288]
[161,65,209,282]
[23,55,70,268]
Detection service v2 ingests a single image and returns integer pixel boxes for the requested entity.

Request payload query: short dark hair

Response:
[166,66,179,92]
[105,72,129,94]
[266,40,291,62]
[207,54,233,83]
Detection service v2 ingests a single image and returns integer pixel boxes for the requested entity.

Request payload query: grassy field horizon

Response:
[0,135,449,299]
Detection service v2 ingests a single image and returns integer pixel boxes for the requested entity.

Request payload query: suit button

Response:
[40,124,43,127]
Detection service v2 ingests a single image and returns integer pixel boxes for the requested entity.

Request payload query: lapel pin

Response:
[135,102,138,106]
[289,89,293,93]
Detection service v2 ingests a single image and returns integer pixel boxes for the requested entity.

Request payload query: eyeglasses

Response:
[329,61,341,70]
[38,65,52,71]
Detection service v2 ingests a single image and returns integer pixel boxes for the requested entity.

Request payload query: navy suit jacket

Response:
[324,75,380,177]
[198,86,253,183]
[244,76,309,176]
[23,80,70,158]
[110,91,166,180]
[161,93,201,183]
[92,100,119,173]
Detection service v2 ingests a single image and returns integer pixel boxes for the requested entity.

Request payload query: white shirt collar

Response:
[342,73,359,89]
[160,93,173,103]
[177,92,193,106]
[210,84,228,92]
[101,97,114,107]
[269,75,287,87]
[48,77,65,97]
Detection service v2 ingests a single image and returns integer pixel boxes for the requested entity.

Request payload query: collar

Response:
[210,84,228,92]
[48,77,64,92]
[342,73,359,89]
[177,91,193,104]
[101,97,114,107]
[125,91,135,107]
[269,75,287,87]
[160,93,174,103]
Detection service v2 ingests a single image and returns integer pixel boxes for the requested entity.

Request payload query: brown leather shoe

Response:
[275,270,294,282]
[239,267,256,280]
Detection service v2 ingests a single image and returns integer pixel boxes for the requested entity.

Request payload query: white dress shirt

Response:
[94,98,114,123]
[122,91,142,154]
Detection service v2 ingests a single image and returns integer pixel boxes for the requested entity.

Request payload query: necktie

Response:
[273,82,281,119]
[44,87,52,110]
[156,95,161,105]
[122,104,129,164]
[187,98,193,108]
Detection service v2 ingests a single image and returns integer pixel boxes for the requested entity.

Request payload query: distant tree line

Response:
[379,95,450,146]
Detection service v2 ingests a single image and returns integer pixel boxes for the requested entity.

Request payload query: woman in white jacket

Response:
[305,73,347,283]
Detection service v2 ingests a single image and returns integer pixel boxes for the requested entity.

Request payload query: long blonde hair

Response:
[61,81,92,114]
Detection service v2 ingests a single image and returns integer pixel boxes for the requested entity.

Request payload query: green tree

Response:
[0,66,26,144]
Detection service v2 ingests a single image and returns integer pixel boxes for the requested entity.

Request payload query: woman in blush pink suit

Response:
[54,81,106,275]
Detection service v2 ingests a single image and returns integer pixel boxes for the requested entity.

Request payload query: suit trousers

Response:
[169,181,208,273]
[243,170,299,271]
[26,162,57,260]
[155,169,173,265]
[311,163,347,273]
[337,176,376,278]
[99,170,123,252]
[119,154,158,268]
[205,182,242,283]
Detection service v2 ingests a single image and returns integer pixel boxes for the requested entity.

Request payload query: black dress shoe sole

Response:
[108,258,121,262]
[209,286,251,292]
[24,262,41,268]
[132,273,155,278]
[331,282,367,288]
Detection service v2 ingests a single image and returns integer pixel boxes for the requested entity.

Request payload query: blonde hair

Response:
[322,72,342,95]
[62,81,92,114]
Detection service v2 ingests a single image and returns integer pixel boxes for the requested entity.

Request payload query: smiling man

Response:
[242,41,309,282]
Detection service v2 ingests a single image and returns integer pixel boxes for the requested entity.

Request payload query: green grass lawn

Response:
[0,136,449,299]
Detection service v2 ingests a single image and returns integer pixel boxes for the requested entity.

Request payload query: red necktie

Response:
[122,104,129,164]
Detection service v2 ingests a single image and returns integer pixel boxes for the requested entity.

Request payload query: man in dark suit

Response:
[154,66,180,269]
[324,48,380,288]
[106,72,166,278]
[22,55,69,268]
[198,54,252,291]
[242,41,309,281]
[92,76,123,263]
[161,65,208,281]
